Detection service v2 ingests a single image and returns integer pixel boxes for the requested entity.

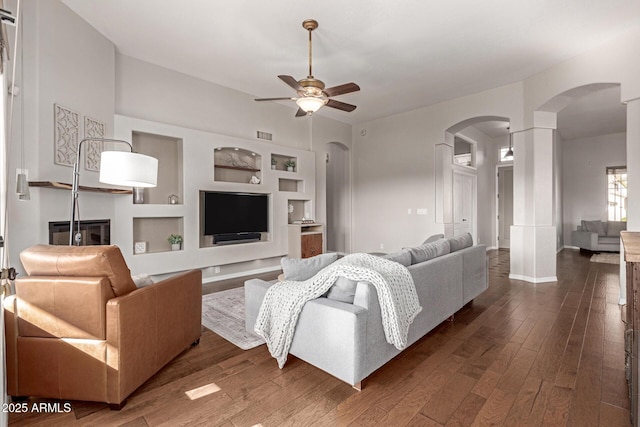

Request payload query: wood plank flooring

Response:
[8,249,631,426]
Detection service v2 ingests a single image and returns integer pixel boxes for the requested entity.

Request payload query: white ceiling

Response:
[62,0,639,131]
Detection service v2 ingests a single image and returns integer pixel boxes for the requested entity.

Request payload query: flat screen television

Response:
[201,191,269,240]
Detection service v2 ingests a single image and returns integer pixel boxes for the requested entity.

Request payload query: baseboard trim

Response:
[201,265,282,284]
[509,273,558,284]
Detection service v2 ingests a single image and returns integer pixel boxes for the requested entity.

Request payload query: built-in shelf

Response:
[279,178,304,192]
[214,147,262,183]
[28,181,132,194]
[214,164,260,172]
[271,153,298,172]
[132,131,184,205]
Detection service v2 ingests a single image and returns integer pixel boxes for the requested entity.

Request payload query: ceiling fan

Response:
[255,19,360,117]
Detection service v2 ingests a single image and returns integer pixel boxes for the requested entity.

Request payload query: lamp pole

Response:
[69,138,133,246]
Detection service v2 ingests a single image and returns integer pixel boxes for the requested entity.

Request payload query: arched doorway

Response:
[326,142,351,254]
[440,116,510,247]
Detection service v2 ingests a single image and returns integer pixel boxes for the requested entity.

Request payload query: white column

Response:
[620,97,640,304]
[510,115,558,283]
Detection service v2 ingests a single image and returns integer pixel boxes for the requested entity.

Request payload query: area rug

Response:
[590,253,620,265]
[201,287,265,350]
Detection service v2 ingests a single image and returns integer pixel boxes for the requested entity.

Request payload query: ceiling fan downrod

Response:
[303,19,318,78]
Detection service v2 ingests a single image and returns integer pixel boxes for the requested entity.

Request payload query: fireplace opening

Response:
[49,219,111,246]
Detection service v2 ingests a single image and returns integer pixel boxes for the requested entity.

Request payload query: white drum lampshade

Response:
[99,151,158,187]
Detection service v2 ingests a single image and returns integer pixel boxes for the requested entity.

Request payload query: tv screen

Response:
[202,191,268,236]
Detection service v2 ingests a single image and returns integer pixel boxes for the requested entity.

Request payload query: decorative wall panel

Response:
[54,104,79,167]
[84,116,105,171]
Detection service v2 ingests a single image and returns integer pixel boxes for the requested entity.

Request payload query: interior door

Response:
[453,171,475,239]
[498,166,513,248]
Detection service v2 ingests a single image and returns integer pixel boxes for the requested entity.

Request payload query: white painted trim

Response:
[563,245,579,250]
[509,273,558,283]
[486,246,498,251]
[201,265,281,284]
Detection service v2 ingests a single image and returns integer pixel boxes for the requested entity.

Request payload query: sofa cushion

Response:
[598,236,620,245]
[380,249,411,267]
[582,220,606,236]
[448,233,473,252]
[607,221,627,237]
[325,277,358,304]
[281,253,338,281]
[406,239,450,265]
[422,234,444,244]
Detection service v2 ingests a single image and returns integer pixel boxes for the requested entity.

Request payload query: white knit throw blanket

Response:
[254,253,422,368]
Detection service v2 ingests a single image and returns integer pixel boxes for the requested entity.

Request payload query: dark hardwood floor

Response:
[9,249,631,426]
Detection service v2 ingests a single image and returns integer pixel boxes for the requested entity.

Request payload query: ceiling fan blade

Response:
[295,108,308,117]
[326,99,357,112]
[323,82,360,97]
[278,75,303,92]
[255,97,295,101]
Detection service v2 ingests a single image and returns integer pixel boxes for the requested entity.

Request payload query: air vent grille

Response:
[257,131,273,141]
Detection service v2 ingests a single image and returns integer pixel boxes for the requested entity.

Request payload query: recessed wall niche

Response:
[453,135,476,168]
[132,131,184,204]
[214,147,262,183]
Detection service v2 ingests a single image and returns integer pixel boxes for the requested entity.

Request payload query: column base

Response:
[510,225,557,284]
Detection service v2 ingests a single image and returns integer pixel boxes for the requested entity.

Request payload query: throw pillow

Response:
[422,234,444,244]
[582,220,606,236]
[281,252,339,281]
[325,277,358,304]
[606,221,627,237]
[380,249,412,267]
[132,273,154,288]
[448,232,473,252]
[406,239,450,265]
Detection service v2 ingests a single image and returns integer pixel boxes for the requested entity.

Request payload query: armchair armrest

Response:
[106,269,202,404]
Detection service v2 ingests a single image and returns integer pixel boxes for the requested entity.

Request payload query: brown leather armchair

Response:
[3,245,202,409]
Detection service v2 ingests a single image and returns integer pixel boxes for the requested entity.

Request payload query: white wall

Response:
[7,1,352,277]
[562,132,626,245]
[8,0,116,271]
[352,83,522,253]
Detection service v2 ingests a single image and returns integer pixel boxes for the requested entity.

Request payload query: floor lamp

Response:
[69,138,158,246]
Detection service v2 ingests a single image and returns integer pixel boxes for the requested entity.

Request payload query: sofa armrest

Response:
[572,230,598,249]
[106,269,202,404]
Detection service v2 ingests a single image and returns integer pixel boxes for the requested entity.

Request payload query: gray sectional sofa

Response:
[245,235,488,388]
[572,219,626,252]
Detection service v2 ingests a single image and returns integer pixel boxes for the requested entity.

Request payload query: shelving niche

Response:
[271,153,298,172]
[132,131,183,205]
[133,217,184,254]
[215,147,261,183]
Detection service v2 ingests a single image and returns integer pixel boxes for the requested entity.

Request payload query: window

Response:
[500,147,513,162]
[607,166,627,221]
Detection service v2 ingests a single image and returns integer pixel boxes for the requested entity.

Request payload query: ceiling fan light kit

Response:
[296,96,326,114]
[255,19,360,117]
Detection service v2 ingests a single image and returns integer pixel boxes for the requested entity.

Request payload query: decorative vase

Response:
[171,243,180,251]
[271,165,276,170]
[287,166,294,172]
[133,187,144,204]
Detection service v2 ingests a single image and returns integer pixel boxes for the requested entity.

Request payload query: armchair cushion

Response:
[20,245,137,296]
